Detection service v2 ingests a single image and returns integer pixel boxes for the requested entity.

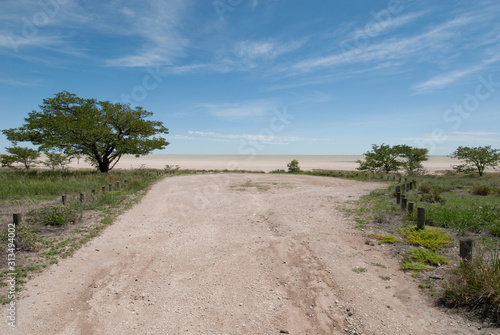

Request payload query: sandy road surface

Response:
[1,174,493,334]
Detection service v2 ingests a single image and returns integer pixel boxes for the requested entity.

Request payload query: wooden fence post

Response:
[124,180,128,187]
[102,186,106,193]
[109,184,113,192]
[459,239,473,261]
[62,195,68,205]
[408,202,414,214]
[116,181,120,189]
[417,207,425,229]
[401,195,407,210]
[13,213,22,227]
[80,193,85,202]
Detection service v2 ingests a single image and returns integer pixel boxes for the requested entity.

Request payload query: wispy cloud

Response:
[287,15,476,75]
[0,78,40,87]
[105,0,189,67]
[185,131,304,145]
[412,55,500,93]
[197,100,279,121]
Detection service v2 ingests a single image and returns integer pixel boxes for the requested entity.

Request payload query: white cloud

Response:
[413,55,500,93]
[288,15,477,75]
[197,100,279,121]
[105,0,189,67]
[185,131,304,145]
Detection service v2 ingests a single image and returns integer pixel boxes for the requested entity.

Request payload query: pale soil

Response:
[2,174,497,335]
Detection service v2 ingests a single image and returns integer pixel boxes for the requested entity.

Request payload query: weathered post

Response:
[13,213,22,227]
[62,195,68,205]
[116,181,120,189]
[459,239,473,261]
[417,207,425,230]
[124,179,128,187]
[396,186,401,205]
[408,202,414,214]
[401,195,407,210]
[406,183,410,192]
[392,176,396,182]
[92,189,96,195]
[109,184,113,192]
[102,186,106,193]
[80,193,85,203]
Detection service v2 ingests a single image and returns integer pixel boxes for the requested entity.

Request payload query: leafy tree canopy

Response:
[450,145,500,176]
[357,144,429,175]
[0,146,40,169]
[357,143,402,174]
[3,91,169,172]
[394,144,429,176]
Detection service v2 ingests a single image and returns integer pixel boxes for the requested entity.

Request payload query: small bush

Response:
[371,234,399,243]
[352,267,367,273]
[407,248,448,266]
[399,226,452,251]
[418,182,432,194]
[0,224,40,251]
[442,247,500,323]
[287,159,300,173]
[28,205,78,226]
[400,261,429,271]
[470,184,491,196]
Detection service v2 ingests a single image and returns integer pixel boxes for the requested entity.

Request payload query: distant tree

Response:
[3,91,169,173]
[450,145,500,176]
[394,145,429,176]
[357,144,401,173]
[287,159,300,173]
[1,146,40,169]
[0,153,17,168]
[43,152,72,170]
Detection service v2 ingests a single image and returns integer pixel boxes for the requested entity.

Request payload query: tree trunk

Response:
[98,158,110,173]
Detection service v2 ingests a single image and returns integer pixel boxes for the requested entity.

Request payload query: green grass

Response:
[442,247,500,321]
[352,267,367,274]
[371,234,400,243]
[406,248,448,266]
[398,226,453,251]
[400,261,430,271]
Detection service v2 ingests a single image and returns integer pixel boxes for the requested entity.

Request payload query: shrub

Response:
[470,184,491,196]
[407,248,448,266]
[442,247,500,323]
[28,205,78,226]
[399,226,452,251]
[400,261,429,271]
[371,234,399,243]
[418,182,432,194]
[287,159,300,173]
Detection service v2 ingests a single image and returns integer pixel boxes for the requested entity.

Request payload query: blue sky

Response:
[1,0,500,155]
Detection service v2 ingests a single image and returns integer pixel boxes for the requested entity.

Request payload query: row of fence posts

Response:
[12,169,172,229]
[391,176,473,261]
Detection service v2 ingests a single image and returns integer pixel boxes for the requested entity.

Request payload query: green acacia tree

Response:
[357,143,402,173]
[287,159,300,173]
[0,146,40,169]
[3,91,169,173]
[43,152,72,170]
[394,144,429,176]
[450,145,500,176]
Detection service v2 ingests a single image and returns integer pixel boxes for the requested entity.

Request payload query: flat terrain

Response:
[1,174,492,334]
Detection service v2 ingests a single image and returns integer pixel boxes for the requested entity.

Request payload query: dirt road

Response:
[1,174,492,334]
